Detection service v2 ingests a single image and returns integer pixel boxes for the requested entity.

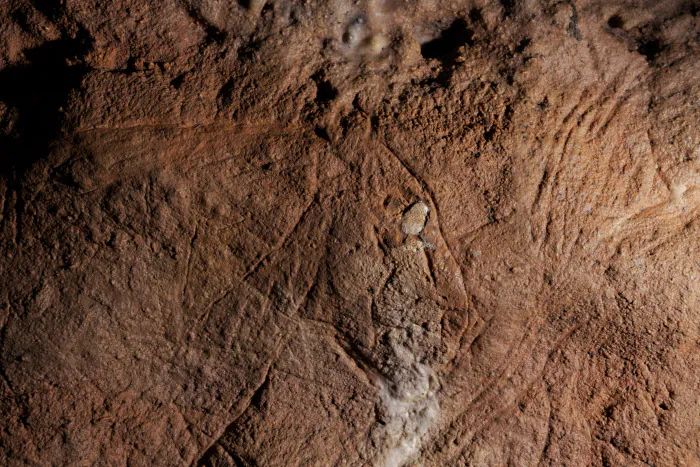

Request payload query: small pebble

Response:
[401,202,429,235]
[366,34,389,53]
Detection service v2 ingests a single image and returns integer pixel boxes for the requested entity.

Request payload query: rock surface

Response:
[0,0,699,466]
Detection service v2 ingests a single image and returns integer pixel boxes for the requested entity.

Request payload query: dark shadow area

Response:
[607,14,624,29]
[500,0,516,17]
[314,126,331,143]
[217,78,237,108]
[0,34,91,179]
[311,72,337,108]
[515,38,531,53]
[566,0,582,40]
[637,37,663,63]
[420,18,474,87]
[28,0,63,21]
[469,7,483,23]
[420,18,473,61]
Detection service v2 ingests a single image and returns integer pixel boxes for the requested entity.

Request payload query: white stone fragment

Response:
[401,202,429,235]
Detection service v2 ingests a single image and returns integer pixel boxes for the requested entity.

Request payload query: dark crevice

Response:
[607,15,624,29]
[28,0,63,21]
[420,18,473,61]
[500,66,516,85]
[239,39,266,61]
[10,9,33,32]
[469,8,483,23]
[217,79,236,108]
[567,0,582,41]
[260,2,274,16]
[0,33,92,179]
[515,38,531,53]
[314,127,331,143]
[637,37,663,63]
[170,74,186,90]
[230,453,249,467]
[420,18,473,87]
[500,0,516,17]
[311,72,337,108]
[351,93,364,113]
[250,371,271,409]
[370,115,379,132]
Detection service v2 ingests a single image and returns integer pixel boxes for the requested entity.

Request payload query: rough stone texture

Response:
[0,0,699,466]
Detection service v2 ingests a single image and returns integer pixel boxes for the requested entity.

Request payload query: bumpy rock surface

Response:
[0,0,699,465]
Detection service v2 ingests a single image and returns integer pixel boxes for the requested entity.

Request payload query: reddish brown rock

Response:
[0,0,698,465]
